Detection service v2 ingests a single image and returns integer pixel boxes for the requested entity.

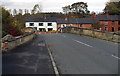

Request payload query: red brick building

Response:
[94,13,120,32]
[57,18,96,29]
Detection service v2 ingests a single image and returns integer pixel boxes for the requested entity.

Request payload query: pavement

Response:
[42,33,119,74]
[2,35,55,75]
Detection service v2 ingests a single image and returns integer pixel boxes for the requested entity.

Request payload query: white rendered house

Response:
[25,18,57,31]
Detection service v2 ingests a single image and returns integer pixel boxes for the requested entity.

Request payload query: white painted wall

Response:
[25,22,57,31]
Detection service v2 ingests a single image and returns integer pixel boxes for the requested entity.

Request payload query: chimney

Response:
[93,13,96,19]
[106,11,109,18]
[65,17,67,21]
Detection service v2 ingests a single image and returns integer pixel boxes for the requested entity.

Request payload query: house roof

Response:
[26,17,96,24]
[96,15,120,21]
[26,17,57,22]
[57,18,96,24]
[26,15,120,24]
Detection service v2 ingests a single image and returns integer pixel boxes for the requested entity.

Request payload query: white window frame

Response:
[104,22,108,25]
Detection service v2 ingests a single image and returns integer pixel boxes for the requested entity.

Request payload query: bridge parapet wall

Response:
[1,32,36,52]
[62,27,120,43]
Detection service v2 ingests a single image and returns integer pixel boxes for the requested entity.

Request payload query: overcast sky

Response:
[1,0,120,13]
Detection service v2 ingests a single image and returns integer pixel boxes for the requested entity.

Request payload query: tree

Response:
[13,9,17,15]
[18,9,23,15]
[62,5,71,14]
[2,7,11,24]
[2,7,22,37]
[62,2,90,15]
[71,2,89,14]
[31,4,41,14]
[24,9,29,14]
[2,7,13,37]
[104,1,120,15]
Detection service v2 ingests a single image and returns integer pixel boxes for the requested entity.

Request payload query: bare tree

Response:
[24,9,29,14]
[18,9,23,15]
[8,9,12,15]
[13,9,17,15]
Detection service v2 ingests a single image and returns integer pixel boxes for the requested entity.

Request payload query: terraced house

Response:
[25,14,120,32]
[25,17,57,31]
[25,17,96,31]
[93,13,120,32]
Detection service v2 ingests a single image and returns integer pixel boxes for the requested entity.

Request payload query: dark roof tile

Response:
[96,15,120,21]
[26,17,57,22]
[57,18,96,24]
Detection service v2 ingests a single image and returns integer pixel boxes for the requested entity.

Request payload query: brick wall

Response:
[99,21,120,32]
[57,24,92,29]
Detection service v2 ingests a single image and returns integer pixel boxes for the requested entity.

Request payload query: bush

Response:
[5,25,22,36]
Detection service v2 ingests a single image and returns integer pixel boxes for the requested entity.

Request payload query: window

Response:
[112,27,114,32]
[33,27,37,31]
[39,28,46,32]
[48,28,53,31]
[39,23,43,26]
[61,24,66,28]
[104,22,108,25]
[63,25,65,27]
[48,23,52,26]
[112,21,114,25]
[105,27,108,31]
[118,21,120,25]
[69,24,72,26]
[30,23,34,26]
[118,27,120,30]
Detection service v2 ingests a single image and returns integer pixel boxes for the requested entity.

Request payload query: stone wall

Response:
[1,32,36,52]
[62,27,120,42]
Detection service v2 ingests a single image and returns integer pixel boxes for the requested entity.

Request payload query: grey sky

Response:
[1,0,119,13]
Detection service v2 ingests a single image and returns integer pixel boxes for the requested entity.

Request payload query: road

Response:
[42,33,118,74]
[2,35,54,74]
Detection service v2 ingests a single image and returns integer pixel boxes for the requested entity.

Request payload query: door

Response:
[112,27,114,32]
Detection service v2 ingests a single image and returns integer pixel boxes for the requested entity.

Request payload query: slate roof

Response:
[57,18,96,24]
[96,15,120,21]
[26,15,120,24]
[26,17,57,22]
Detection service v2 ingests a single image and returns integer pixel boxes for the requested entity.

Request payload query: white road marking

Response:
[73,39,93,48]
[111,54,120,60]
[47,47,60,76]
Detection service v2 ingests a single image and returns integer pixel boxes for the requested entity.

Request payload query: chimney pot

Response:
[93,13,96,19]
[106,12,109,18]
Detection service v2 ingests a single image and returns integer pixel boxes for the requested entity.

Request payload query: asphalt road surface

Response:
[2,35,54,74]
[42,33,119,74]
